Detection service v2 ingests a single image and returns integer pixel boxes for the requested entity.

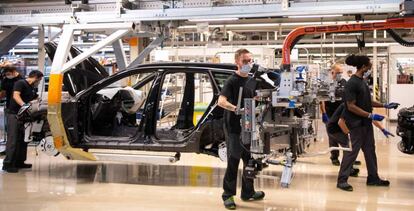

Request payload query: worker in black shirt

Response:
[0,65,24,155]
[337,55,399,191]
[327,103,394,178]
[320,63,348,166]
[2,70,43,173]
[218,49,264,210]
[0,65,23,108]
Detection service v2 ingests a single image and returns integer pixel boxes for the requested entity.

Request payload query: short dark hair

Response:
[28,70,44,78]
[2,65,17,73]
[234,48,251,60]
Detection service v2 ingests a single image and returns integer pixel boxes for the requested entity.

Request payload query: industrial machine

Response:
[397,106,414,154]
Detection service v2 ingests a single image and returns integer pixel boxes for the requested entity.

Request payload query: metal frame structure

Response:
[46,22,168,160]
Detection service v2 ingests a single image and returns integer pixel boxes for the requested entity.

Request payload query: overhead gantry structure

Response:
[0,0,402,26]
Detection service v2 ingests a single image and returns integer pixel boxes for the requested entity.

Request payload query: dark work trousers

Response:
[328,132,349,149]
[222,132,255,201]
[3,113,27,168]
[326,124,340,160]
[337,123,379,184]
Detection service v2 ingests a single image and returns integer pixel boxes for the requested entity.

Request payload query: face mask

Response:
[363,70,372,78]
[33,80,40,87]
[6,75,15,79]
[335,74,342,81]
[240,64,251,74]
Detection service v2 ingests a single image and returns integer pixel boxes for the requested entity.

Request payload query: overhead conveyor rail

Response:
[0,0,401,26]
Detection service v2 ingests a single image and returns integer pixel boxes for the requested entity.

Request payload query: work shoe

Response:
[354,160,362,165]
[241,191,265,201]
[223,196,236,210]
[16,163,32,169]
[337,182,353,192]
[331,159,340,166]
[367,179,390,187]
[2,166,18,173]
[350,168,360,177]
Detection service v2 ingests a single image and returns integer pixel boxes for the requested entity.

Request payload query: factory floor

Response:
[0,122,413,211]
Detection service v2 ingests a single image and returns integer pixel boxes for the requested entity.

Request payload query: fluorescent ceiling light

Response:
[188,18,238,22]
[288,14,343,19]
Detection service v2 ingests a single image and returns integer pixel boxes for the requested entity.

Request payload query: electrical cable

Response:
[386,29,414,47]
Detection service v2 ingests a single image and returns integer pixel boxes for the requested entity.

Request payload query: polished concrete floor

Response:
[1,122,414,211]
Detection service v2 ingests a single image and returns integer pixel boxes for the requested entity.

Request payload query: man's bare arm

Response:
[372,120,384,130]
[0,90,6,99]
[338,118,350,134]
[13,91,25,106]
[372,101,384,108]
[320,101,326,113]
[346,100,370,118]
[218,95,237,112]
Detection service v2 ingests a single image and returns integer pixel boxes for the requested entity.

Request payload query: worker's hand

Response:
[384,102,400,109]
[235,108,244,115]
[368,113,385,121]
[322,113,329,123]
[381,129,395,138]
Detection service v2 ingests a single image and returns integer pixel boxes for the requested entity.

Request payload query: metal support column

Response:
[112,39,128,70]
[128,36,166,68]
[38,25,46,93]
[48,22,134,161]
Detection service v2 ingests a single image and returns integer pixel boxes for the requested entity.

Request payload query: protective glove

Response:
[368,113,385,121]
[381,129,395,138]
[384,102,400,109]
[322,113,329,123]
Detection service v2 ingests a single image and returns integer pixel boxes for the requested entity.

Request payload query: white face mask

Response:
[363,70,372,78]
[335,74,342,81]
[240,64,251,74]
[6,75,15,79]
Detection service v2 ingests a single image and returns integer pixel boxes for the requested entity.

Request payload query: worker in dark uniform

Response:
[320,63,348,166]
[218,49,265,210]
[327,103,395,178]
[337,55,399,191]
[0,65,24,155]
[0,65,23,108]
[2,70,43,173]
[326,103,360,176]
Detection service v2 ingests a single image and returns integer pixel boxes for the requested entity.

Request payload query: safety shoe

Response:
[354,160,362,165]
[337,182,353,192]
[223,196,236,210]
[350,168,360,177]
[241,191,265,201]
[16,163,32,169]
[331,159,340,166]
[2,166,18,173]
[367,179,390,187]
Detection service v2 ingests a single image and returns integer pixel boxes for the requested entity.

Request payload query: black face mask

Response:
[33,80,41,87]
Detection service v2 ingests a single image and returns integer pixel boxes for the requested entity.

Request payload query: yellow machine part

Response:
[47,74,96,161]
